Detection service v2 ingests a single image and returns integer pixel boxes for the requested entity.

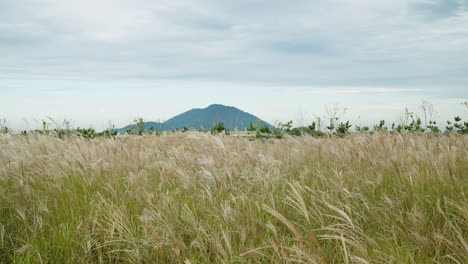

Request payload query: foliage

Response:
[247,122,256,132]
[289,127,301,136]
[256,125,272,139]
[298,121,325,137]
[427,120,440,133]
[258,125,271,134]
[134,118,145,135]
[308,121,316,131]
[272,130,284,139]
[397,108,425,132]
[102,124,118,137]
[447,116,467,134]
[277,120,293,132]
[373,120,386,131]
[276,120,306,136]
[355,125,370,133]
[4,101,468,139]
[75,127,97,139]
[336,120,352,134]
[211,122,226,134]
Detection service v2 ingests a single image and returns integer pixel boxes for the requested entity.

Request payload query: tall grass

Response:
[0,133,466,263]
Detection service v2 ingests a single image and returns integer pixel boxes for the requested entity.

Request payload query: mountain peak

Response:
[207,104,231,109]
[118,104,272,131]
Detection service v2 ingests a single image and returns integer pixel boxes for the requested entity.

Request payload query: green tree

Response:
[211,122,226,134]
[308,121,316,131]
[247,122,256,132]
[134,118,145,135]
[336,121,352,134]
[278,121,292,132]
[374,120,386,131]
[258,125,271,134]
[452,116,467,134]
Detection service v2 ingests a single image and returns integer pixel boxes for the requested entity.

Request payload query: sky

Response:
[1,0,467,131]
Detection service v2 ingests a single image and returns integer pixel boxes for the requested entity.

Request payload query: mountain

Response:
[117,104,273,132]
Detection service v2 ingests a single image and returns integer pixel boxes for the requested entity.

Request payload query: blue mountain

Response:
[117,104,273,131]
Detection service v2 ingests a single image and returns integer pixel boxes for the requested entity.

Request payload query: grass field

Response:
[0,133,466,263]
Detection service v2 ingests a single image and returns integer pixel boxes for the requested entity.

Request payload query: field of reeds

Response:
[0,132,466,263]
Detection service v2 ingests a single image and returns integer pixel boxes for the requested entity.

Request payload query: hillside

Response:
[118,104,273,131]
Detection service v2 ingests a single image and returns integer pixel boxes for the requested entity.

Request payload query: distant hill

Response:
[117,104,273,132]
[118,121,164,132]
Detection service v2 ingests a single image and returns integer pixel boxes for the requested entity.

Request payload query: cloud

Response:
[0,0,467,96]
[410,0,466,20]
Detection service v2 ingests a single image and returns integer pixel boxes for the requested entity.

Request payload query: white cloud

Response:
[1,0,468,129]
[1,0,467,89]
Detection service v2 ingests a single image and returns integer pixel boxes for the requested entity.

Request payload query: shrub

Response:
[277,120,292,132]
[289,127,301,136]
[308,121,316,131]
[247,122,256,131]
[336,121,352,134]
[272,130,283,139]
[258,125,271,134]
[451,116,467,134]
[211,122,226,134]
[427,120,440,133]
[76,127,97,139]
[134,118,145,135]
[355,125,370,133]
[102,125,118,137]
[373,120,386,131]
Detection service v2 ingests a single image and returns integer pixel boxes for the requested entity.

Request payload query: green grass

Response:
[0,133,466,263]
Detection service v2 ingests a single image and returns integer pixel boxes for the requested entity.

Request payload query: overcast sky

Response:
[1,0,467,130]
